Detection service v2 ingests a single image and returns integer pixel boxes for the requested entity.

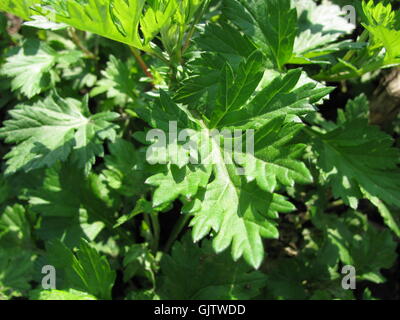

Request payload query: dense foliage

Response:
[0,0,399,300]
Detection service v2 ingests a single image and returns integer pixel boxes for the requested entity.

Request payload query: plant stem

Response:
[182,23,197,55]
[164,213,191,253]
[328,199,344,209]
[150,212,160,253]
[151,51,170,64]
[130,46,155,85]
[302,126,321,139]
[181,0,211,56]
[342,30,369,62]
[68,28,96,59]
[143,213,153,243]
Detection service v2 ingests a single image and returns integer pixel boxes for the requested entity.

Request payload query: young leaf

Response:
[361,0,399,28]
[364,26,400,65]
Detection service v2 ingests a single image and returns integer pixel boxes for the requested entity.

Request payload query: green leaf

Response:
[364,25,400,64]
[102,138,147,197]
[327,211,397,283]
[187,175,294,269]
[29,0,179,53]
[140,96,298,267]
[137,90,203,168]
[147,164,211,207]
[195,22,258,62]
[46,239,116,299]
[216,68,333,128]
[91,55,137,105]
[23,15,68,30]
[27,164,115,246]
[0,204,32,248]
[224,0,298,70]
[361,1,400,65]
[0,248,34,299]
[174,53,223,108]
[0,92,119,175]
[291,0,356,63]
[265,233,342,300]
[237,117,313,193]
[337,94,369,125]
[209,51,265,127]
[123,243,157,284]
[362,193,400,238]
[158,235,266,299]
[0,39,58,98]
[362,0,399,28]
[312,119,400,209]
[139,57,329,268]
[30,289,97,300]
[309,95,400,230]
[177,23,264,108]
[0,0,37,20]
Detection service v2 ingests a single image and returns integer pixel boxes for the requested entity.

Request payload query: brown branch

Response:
[68,28,97,59]
[5,13,22,35]
[370,68,400,127]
